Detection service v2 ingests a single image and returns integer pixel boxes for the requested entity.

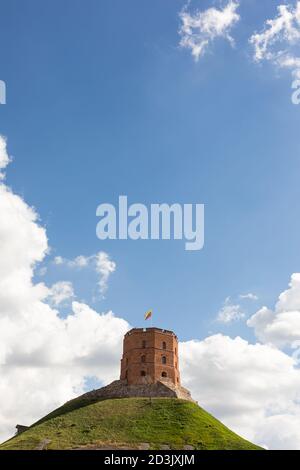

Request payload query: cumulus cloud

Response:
[247,273,300,348]
[180,334,300,450]
[47,281,75,306]
[239,293,258,301]
[0,300,129,441]
[38,266,47,276]
[216,298,245,323]
[179,0,240,61]
[95,252,116,295]
[0,135,128,442]
[183,275,300,448]
[250,2,300,76]
[53,252,116,296]
[0,135,10,177]
[54,255,90,268]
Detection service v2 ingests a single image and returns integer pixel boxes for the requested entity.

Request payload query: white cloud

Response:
[250,2,300,76]
[252,413,300,450]
[179,0,240,61]
[0,135,10,177]
[185,277,300,449]
[0,136,128,442]
[216,298,245,323]
[69,255,90,268]
[53,256,64,265]
[38,266,47,276]
[0,300,129,442]
[247,273,300,348]
[180,334,300,450]
[54,255,89,267]
[95,252,116,295]
[53,252,116,296]
[47,281,75,306]
[239,293,258,301]
[53,255,89,268]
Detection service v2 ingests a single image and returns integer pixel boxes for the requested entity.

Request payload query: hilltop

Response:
[0,397,261,450]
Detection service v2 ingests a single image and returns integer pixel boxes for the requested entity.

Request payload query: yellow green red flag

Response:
[144,310,152,321]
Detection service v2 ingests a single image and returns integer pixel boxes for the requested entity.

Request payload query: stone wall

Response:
[71,380,196,404]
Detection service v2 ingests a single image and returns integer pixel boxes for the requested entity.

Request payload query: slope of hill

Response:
[0,398,261,450]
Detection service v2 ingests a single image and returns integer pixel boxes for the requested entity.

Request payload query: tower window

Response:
[162,372,167,378]
[162,341,166,350]
[142,340,146,348]
[141,355,146,363]
[141,370,146,377]
[162,356,167,364]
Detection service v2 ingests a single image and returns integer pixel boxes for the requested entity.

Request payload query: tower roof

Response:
[125,327,178,339]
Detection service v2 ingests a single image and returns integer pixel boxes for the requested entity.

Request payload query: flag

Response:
[144,310,152,321]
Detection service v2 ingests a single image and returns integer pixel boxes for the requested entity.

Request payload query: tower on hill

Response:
[120,328,181,386]
[48,325,194,405]
[4,327,262,450]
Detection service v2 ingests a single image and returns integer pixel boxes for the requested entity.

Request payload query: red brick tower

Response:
[120,328,181,386]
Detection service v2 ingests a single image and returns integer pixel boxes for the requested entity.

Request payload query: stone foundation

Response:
[72,380,196,404]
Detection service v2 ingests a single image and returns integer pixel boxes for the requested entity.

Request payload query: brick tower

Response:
[120,328,181,386]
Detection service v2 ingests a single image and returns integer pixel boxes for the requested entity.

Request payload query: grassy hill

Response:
[0,397,261,450]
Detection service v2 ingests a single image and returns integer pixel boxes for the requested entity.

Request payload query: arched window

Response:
[140,370,146,377]
[161,372,167,378]
[162,341,166,350]
[141,355,146,363]
[175,347,177,355]
[162,356,167,365]
[142,340,146,349]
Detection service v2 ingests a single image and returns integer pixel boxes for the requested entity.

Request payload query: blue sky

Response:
[1,0,300,343]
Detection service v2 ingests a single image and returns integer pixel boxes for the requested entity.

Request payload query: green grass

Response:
[0,398,261,450]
